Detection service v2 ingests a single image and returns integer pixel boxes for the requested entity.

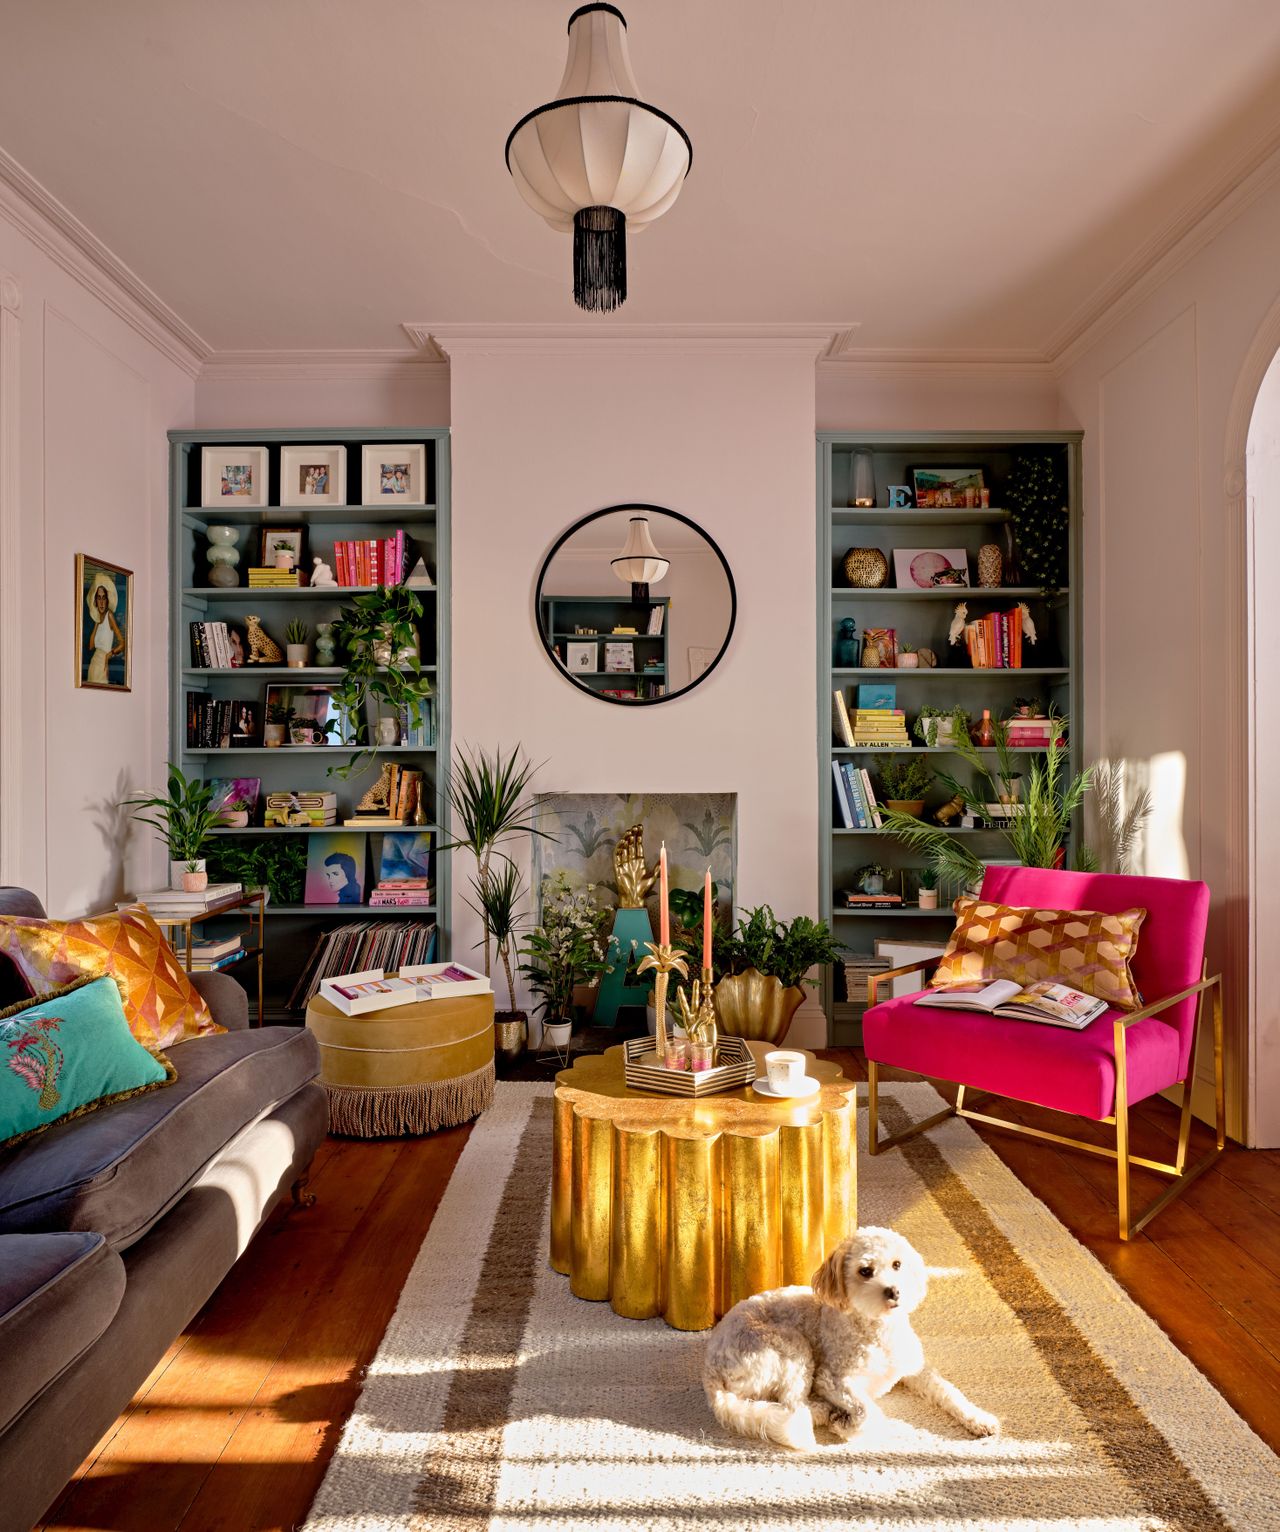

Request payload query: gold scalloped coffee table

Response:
[551,1041,857,1331]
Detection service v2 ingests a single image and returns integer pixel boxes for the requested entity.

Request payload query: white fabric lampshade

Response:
[611,515,670,585]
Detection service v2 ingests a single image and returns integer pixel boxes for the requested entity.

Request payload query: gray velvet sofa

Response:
[0,887,326,1532]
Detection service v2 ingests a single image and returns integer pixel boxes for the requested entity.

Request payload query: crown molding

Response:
[1048,124,1280,375]
[816,346,1055,384]
[407,321,858,359]
[0,148,209,378]
[199,348,447,383]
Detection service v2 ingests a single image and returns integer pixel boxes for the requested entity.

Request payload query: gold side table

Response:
[145,888,266,1027]
[551,1041,857,1331]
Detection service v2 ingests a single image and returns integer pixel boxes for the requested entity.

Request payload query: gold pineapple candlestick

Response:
[637,942,688,1066]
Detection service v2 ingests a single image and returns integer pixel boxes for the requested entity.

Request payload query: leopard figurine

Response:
[245,615,284,664]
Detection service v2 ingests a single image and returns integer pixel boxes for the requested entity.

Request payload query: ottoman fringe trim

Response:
[325,1060,495,1138]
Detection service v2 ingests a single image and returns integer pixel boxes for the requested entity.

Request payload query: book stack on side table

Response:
[189,933,245,971]
[131,883,245,919]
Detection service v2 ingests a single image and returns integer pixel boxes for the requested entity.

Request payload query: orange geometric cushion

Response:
[0,907,222,1049]
[930,897,1147,1011]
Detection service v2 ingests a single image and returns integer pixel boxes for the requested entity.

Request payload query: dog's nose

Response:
[883,1285,899,1304]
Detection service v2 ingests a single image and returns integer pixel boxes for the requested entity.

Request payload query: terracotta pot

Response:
[218,810,249,829]
[896,653,919,669]
[918,888,939,910]
[181,869,208,893]
[885,798,926,818]
[494,1010,528,1073]
[264,723,286,747]
[713,969,805,1046]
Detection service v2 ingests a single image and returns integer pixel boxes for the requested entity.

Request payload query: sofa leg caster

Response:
[291,1173,317,1209]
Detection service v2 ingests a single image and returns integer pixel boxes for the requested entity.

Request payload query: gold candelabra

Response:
[636,942,689,1061]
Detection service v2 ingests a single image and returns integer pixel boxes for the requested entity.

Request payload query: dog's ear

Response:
[811,1245,847,1307]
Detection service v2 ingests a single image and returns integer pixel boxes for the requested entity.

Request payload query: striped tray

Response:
[623,1034,756,1097]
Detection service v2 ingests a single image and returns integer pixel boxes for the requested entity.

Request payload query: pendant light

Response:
[505,4,692,312]
[611,514,670,601]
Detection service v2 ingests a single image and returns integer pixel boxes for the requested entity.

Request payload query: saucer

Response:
[752,1074,822,1100]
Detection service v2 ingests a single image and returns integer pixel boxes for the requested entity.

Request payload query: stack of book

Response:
[1006,714,1061,748]
[186,694,247,748]
[247,566,302,588]
[837,888,904,911]
[189,933,245,971]
[345,767,422,827]
[831,761,884,829]
[368,877,434,909]
[131,883,245,920]
[188,620,240,668]
[287,919,438,1011]
[961,609,1024,669]
[265,791,338,827]
[333,532,407,588]
[852,709,911,747]
[842,954,893,1009]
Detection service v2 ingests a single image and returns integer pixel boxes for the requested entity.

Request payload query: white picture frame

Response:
[280,445,346,506]
[892,547,970,590]
[604,641,634,673]
[362,443,427,506]
[566,641,598,673]
[201,445,268,508]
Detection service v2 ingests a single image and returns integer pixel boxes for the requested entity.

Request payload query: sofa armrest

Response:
[190,970,250,1031]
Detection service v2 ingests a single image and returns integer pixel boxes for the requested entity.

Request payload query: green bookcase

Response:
[538,594,670,700]
[816,430,1083,1043]
[167,427,451,1021]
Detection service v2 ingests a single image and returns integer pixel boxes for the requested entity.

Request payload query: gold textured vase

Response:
[713,970,805,1046]
[494,1011,528,1073]
[843,548,888,589]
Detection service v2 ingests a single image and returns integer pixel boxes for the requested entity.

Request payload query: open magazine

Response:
[917,979,1108,1029]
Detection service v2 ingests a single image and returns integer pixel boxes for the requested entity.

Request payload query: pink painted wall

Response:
[0,205,195,916]
[195,365,450,430]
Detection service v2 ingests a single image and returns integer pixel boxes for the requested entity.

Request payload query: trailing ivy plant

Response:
[327,586,433,778]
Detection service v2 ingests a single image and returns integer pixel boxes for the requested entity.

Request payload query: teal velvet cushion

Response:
[0,976,175,1149]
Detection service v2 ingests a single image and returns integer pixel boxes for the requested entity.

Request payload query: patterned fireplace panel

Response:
[531,793,737,922]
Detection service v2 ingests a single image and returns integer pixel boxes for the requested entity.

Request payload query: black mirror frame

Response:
[534,502,737,707]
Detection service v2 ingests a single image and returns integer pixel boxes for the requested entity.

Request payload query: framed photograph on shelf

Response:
[909,466,986,509]
[75,554,132,691]
[229,700,260,746]
[604,641,634,673]
[201,446,268,508]
[280,446,346,506]
[259,526,305,571]
[362,444,427,505]
[566,641,598,673]
[264,684,351,745]
[893,548,970,590]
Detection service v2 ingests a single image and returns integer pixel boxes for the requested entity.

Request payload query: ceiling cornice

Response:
[199,349,447,383]
[0,147,210,378]
[816,347,1055,384]
[407,322,859,359]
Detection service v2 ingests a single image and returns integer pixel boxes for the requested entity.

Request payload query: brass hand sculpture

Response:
[614,824,658,908]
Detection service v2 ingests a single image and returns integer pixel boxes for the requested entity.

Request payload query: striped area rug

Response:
[305,1082,1279,1530]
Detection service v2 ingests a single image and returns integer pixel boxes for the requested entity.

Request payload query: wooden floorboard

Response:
[40,1056,1280,1532]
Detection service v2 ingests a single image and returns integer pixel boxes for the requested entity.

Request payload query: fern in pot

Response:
[878,757,934,818]
[713,905,843,1047]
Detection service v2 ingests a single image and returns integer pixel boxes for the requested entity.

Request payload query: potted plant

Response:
[917,866,940,910]
[856,863,890,895]
[896,642,919,669]
[328,586,433,776]
[519,872,611,1051]
[713,905,843,1046]
[272,537,297,572]
[470,859,530,1072]
[121,764,221,891]
[878,757,934,818]
[264,701,294,747]
[914,705,970,749]
[216,795,252,829]
[284,619,310,669]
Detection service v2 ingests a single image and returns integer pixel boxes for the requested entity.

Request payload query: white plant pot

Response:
[544,1020,573,1047]
[275,551,295,571]
[286,644,309,669]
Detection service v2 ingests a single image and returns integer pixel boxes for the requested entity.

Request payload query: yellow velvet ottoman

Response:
[305,987,495,1137]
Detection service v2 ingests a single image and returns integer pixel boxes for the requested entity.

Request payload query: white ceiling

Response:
[3,1,1280,356]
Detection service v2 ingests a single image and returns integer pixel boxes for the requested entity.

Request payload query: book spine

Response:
[840,763,867,828]
[860,767,883,828]
[831,761,854,829]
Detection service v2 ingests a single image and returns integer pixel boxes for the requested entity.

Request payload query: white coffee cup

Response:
[765,1049,807,1094]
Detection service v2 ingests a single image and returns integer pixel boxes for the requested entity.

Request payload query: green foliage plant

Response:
[266,701,296,726]
[205,837,307,906]
[878,758,934,802]
[913,705,970,747]
[519,872,611,1025]
[120,764,220,866]
[328,586,433,777]
[467,859,526,1013]
[284,619,309,646]
[718,904,844,991]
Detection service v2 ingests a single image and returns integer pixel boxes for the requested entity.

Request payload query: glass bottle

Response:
[972,708,996,747]
[834,618,858,667]
[849,450,876,508]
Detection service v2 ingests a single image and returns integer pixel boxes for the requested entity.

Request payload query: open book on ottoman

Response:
[917,979,1108,1029]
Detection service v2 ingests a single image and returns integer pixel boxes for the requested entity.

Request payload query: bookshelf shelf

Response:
[169,427,451,1013]
[818,430,1082,1044]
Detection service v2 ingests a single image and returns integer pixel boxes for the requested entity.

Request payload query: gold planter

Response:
[714,970,805,1046]
[494,1010,528,1073]
[885,798,926,818]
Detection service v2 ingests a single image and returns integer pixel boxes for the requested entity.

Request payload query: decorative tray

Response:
[623,1034,756,1097]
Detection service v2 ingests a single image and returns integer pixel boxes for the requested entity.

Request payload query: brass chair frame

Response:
[865,958,1226,1241]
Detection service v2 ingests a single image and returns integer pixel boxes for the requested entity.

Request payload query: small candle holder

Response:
[637,942,689,1066]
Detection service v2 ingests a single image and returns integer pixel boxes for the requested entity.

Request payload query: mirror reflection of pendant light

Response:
[505,4,692,312]
[612,514,670,601]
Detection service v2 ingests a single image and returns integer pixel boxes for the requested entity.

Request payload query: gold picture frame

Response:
[75,553,133,692]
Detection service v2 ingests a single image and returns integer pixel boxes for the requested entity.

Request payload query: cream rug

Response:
[304,1083,1278,1531]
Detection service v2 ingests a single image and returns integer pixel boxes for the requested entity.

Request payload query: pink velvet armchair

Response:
[862,865,1225,1240]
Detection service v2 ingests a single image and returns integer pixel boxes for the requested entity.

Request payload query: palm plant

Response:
[121,763,221,868]
[439,745,551,977]
[881,725,1094,889]
[466,859,526,1013]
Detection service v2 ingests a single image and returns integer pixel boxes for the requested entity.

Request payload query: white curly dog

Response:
[704,1226,999,1450]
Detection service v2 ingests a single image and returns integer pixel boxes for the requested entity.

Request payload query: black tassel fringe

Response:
[573,206,627,312]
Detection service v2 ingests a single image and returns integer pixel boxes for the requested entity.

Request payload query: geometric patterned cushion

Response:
[0,907,222,1050]
[929,897,1147,1011]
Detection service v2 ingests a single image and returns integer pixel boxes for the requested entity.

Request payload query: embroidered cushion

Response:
[930,897,1147,1011]
[0,977,175,1150]
[0,907,221,1050]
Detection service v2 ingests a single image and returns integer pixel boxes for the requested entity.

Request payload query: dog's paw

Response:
[964,1408,1000,1438]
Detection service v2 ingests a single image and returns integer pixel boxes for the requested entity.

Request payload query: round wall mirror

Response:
[535,504,736,705]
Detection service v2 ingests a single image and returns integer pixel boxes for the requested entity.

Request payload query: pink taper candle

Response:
[703,866,713,971]
[659,842,670,945]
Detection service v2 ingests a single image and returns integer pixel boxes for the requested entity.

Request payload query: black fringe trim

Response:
[573,206,627,312]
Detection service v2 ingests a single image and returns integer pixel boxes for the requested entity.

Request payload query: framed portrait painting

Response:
[75,554,132,691]
[362,444,427,506]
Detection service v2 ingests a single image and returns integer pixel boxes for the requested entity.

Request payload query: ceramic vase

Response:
[713,970,805,1046]
[377,716,401,746]
[978,543,1003,588]
[843,548,888,588]
[206,526,240,589]
[314,622,337,666]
